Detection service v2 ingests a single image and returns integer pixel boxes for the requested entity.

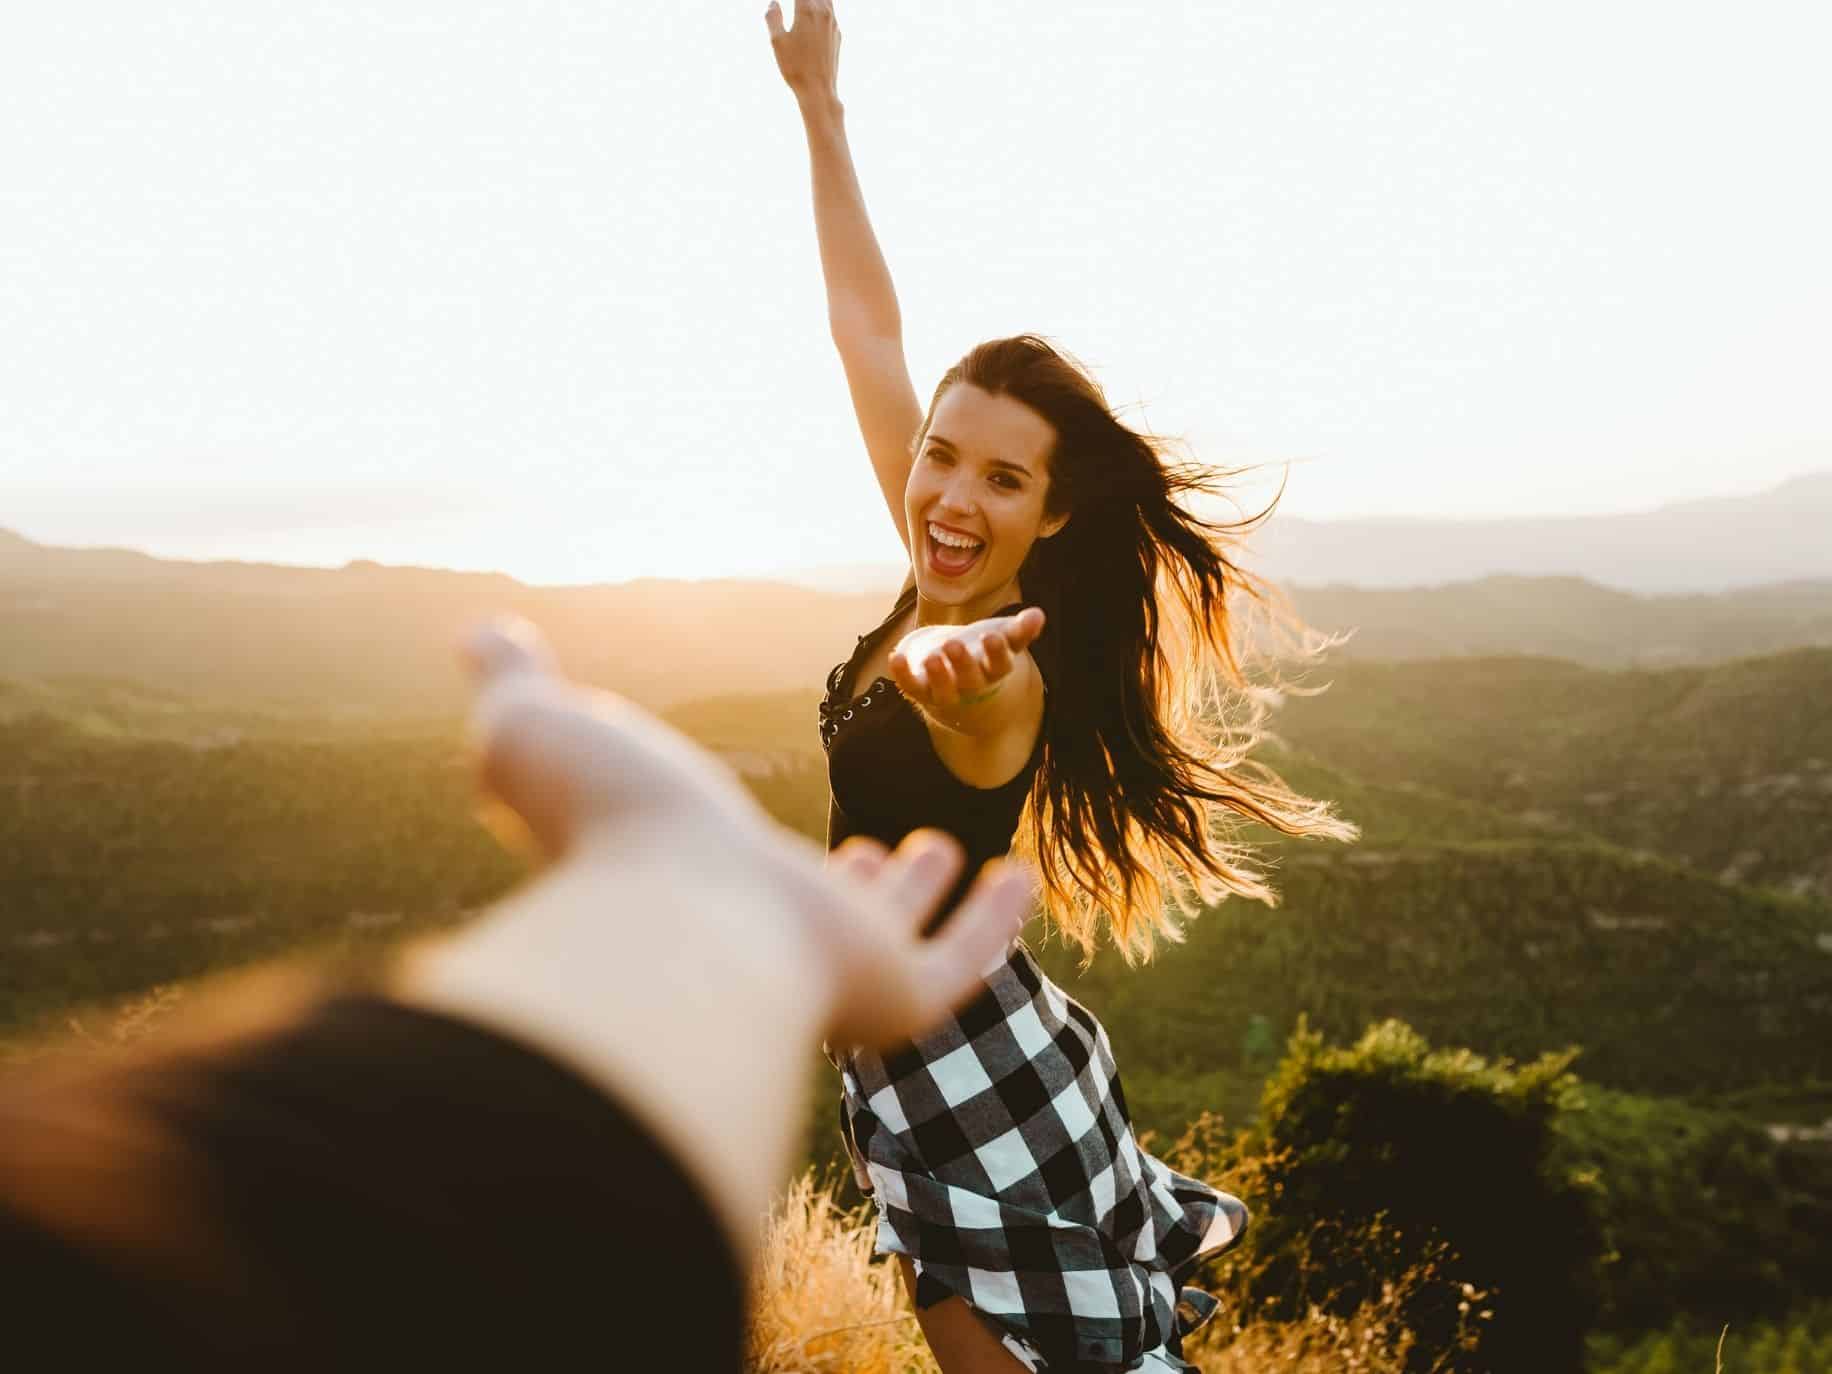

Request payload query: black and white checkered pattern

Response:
[836,940,1250,1372]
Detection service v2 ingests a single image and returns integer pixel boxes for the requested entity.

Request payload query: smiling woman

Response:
[910,389,1066,590]
[768,2,1358,1371]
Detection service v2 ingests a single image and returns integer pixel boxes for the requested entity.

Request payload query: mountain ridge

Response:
[1248,468,1832,592]
[6,467,1827,593]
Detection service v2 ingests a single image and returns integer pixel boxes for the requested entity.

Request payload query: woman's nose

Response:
[936,478,977,516]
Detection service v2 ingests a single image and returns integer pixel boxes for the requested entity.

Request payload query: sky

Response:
[2,0,1828,585]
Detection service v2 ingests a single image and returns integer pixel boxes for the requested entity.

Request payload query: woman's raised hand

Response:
[889,607,1048,714]
[765,0,841,102]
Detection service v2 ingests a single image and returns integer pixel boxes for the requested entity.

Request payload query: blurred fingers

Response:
[764,2,786,40]
[844,861,1034,1048]
[875,830,965,933]
[459,615,558,685]
[924,860,1032,979]
[828,834,889,881]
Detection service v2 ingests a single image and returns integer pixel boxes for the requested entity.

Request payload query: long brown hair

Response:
[920,335,1359,963]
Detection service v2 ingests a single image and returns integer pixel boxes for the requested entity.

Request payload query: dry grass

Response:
[1185,1288,1421,1373]
[748,1171,939,1374]
[748,1169,1475,1374]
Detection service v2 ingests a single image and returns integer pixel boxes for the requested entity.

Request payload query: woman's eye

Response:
[991,474,1020,491]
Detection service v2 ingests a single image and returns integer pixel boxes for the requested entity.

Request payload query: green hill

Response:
[1037,838,1832,1133]
[1273,647,1832,903]
[9,674,1828,1122]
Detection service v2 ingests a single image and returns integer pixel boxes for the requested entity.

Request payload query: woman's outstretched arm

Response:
[767,0,923,552]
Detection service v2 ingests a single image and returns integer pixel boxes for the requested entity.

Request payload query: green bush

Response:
[1240,1016,1604,1374]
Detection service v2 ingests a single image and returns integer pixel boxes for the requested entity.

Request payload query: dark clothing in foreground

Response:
[0,994,743,1371]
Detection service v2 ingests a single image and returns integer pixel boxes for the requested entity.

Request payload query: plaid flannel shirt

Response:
[836,941,1250,1372]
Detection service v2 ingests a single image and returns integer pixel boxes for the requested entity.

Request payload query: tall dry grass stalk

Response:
[748,1171,938,1374]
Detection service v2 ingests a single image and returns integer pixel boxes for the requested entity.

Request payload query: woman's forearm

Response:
[798,96,903,343]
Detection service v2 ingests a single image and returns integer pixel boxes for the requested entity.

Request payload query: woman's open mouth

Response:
[925,521,985,578]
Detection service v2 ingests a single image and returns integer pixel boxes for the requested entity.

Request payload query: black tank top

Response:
[820,582,1050,925]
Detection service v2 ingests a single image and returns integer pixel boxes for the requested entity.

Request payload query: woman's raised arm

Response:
[767,0,923,552]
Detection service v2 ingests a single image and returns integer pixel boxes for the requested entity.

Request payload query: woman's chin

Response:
[915,561,975,597]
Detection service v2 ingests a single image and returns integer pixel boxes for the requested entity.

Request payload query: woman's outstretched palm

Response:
[889,607,1046,713]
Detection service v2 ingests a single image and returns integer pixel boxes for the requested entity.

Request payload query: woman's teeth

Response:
[928,523,983,551]
[927,523,984,574]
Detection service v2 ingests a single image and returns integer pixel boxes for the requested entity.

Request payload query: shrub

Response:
[1234,1016,1604,1374]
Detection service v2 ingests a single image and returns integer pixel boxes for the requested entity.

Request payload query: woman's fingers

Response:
[768,0,840,93]
[887,648,925,702]
[921,650,959,708]
[891,608,1050,714]
[943,638,988,693]
[1002,607,1046,655]
[895,641,959,710]
[978,631,1015,681]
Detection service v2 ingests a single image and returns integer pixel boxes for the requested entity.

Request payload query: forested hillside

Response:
[1270,648,1832,902]
[6,641,1830,1369]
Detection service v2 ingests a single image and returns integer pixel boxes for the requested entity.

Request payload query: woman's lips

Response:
[926,527,984,577]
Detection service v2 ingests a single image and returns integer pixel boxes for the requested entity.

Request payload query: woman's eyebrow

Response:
[926,433,1032,478]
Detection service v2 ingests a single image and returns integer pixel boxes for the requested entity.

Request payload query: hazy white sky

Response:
[2,0,1827,584]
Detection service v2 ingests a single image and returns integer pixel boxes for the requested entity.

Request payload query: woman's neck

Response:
[914,575,1024,629]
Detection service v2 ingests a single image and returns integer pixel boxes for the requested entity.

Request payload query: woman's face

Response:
[905,383,1067,610]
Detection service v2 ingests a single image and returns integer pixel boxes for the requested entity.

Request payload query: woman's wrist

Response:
[796,89,844,126]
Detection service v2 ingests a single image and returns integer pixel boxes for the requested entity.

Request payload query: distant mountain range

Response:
[1283,576,1832,667]
[0,528,885,714]
[788,470,1832,595]
[3,472,1830,713]
[1248,470,1832,593]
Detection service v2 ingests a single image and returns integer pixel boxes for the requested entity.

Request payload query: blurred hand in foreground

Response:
[406,614,1034,1253]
